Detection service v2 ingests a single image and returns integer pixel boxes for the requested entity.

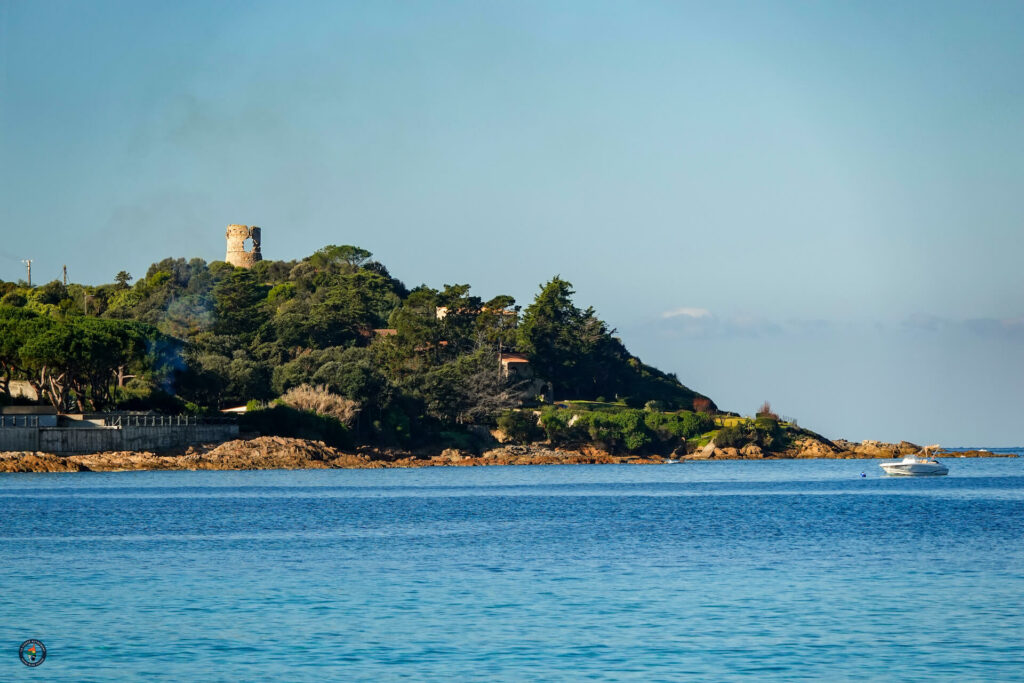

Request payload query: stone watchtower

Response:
[225,224,262,268]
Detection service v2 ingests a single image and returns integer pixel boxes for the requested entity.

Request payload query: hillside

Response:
[0,245,713,450]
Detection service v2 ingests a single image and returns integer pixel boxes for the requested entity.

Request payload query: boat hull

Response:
[879,462,948,476]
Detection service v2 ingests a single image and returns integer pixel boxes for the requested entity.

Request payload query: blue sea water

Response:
[2,456,1024,681]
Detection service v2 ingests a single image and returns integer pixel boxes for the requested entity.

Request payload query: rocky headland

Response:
[0,434,1009,473]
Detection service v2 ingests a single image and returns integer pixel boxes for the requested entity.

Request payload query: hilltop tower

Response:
[225,224,262,268]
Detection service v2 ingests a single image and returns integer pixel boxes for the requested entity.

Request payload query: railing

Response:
[0,415,40,428]
[1,414,236,428]
[108,415,236,427]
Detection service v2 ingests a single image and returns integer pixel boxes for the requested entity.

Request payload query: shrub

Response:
[0,291,26,307]
[438,430,478,453]
[239,403,351,448]
[756,400,779,420]
[539,409,569,442]
[280,384,360,427]
[679,411,715,438]
[692,397,713,414]
[497,411,542,443]
[644,410,666,432]
[641,410,713,442]
[576,412,616,444]
[112,387,185,413]
[714,424,750,448]
[622,395,646,409]
[753,416,782,450]
[612,409,652,452]
[375,405,412,446]
[644,400,666,412]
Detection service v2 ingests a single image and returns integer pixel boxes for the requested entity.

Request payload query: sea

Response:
[2,452,1023,681]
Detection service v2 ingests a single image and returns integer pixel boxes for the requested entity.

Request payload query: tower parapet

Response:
[225,224,262,268]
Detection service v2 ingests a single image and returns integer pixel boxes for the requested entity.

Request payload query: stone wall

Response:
[0,423,239,454]
[121,424,238,452]
[0,428,40,451]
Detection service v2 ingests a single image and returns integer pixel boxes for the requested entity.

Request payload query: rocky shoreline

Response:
[0,435,1012,473]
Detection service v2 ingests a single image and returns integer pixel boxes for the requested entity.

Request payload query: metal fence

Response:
[108,415,236,427]
[0,415,41,428]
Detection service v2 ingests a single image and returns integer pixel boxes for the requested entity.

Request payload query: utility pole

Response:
[21,259,32,287]
[62,264,67,286]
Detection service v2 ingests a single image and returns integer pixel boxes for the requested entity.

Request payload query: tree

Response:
[437,284,482,355]
[309,245,373,270]
[518,276,709,406]
[517,277,616,398]
[18,317,159,411]
[388,288,443,366]
[0,306,48,398]
[416,349,525,424]
[33,280,68,307]
[475,295,518,352]
[114,271,133,289]
[213,269,268,336]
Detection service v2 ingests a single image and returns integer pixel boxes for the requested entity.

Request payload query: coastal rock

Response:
[841,439,921,459]
[830,438,919,458]
[1,436,1010,473]
[439,448,466,463]
[792,437,838,458]
[0,452,90,473]
[740,444,764,459]
[937,449,1016,458]
[682,441,717,460]
[477,445,621,466]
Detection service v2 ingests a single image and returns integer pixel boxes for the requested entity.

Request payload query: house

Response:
[436,306,517,320]
[499,353,532,379]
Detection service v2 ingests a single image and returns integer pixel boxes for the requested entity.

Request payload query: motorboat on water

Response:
[879,445,948,476]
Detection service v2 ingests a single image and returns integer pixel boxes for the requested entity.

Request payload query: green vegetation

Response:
[0,247,714,448]
[499,404,717,455]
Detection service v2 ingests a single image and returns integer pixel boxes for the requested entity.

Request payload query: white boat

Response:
[879,445,948,476]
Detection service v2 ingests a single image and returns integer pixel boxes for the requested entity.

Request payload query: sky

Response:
[1,1,1022,445]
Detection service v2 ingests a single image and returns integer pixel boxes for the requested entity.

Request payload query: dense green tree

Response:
[388,288,443,366]
[213,268,269,336]
[0,291,27,307]
[0,306,49,397]
[309,244,373,270]
[33,280,68,306]
[18,317,161,410]
[0,246,713,448]
[517,277,709,407]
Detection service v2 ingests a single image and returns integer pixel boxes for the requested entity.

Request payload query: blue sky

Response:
[2,1,1022,445]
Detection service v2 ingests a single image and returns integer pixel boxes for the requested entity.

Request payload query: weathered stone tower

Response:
[225,224,262,268]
